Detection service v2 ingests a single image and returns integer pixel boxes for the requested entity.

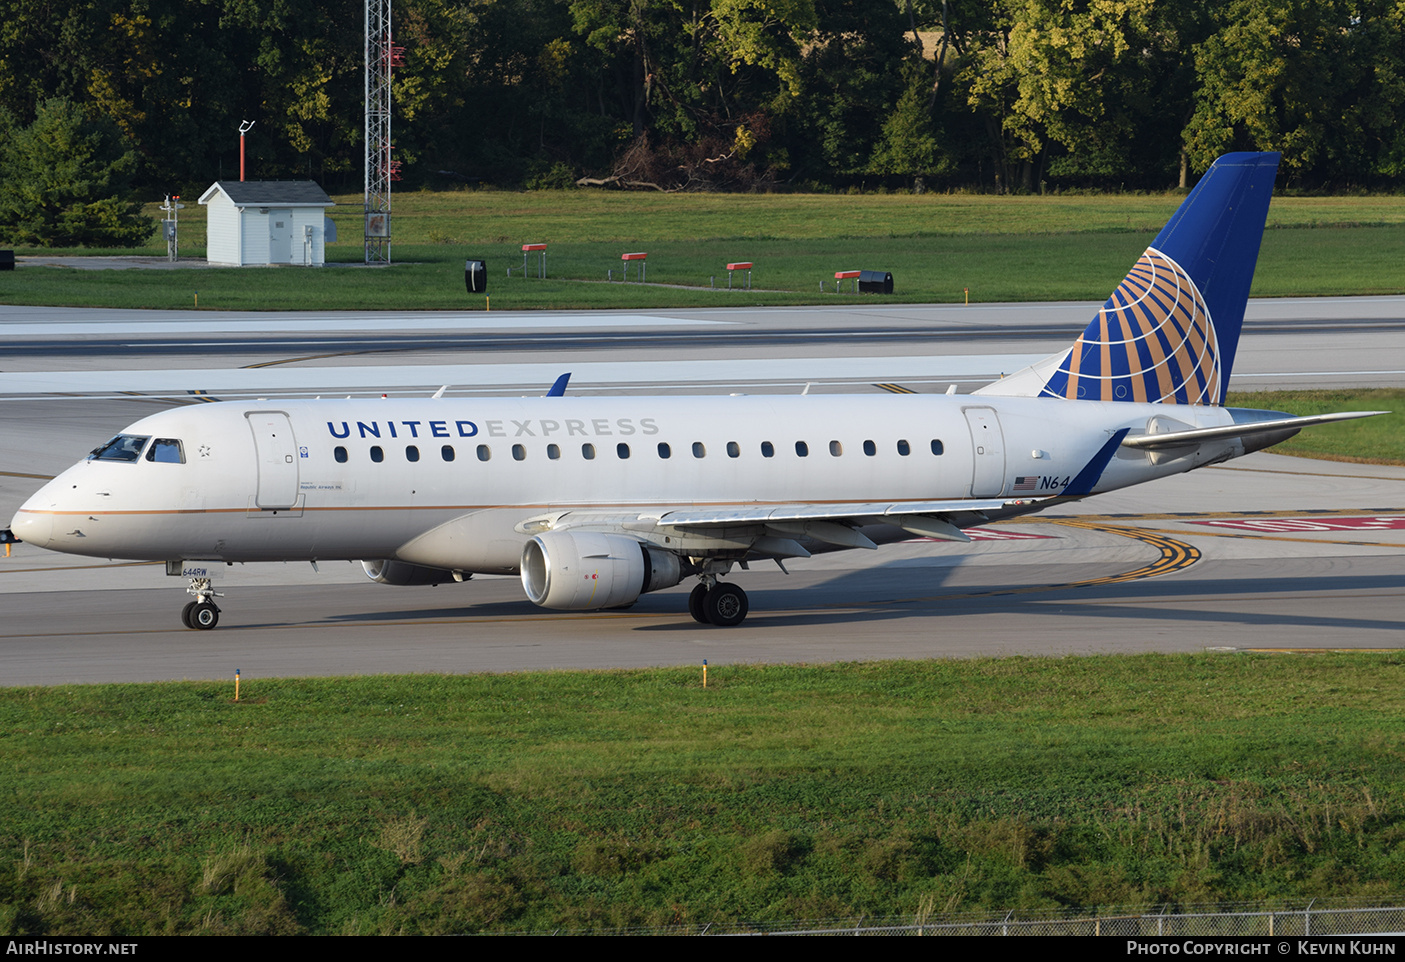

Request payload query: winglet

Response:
[1064,428,1130,497]
[547,373,571,397]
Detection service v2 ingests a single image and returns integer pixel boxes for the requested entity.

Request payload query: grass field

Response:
[1,191,1403,310]
[3,194,1401,936]
[2,656,1403,935]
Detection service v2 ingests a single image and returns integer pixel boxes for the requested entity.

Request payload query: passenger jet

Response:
[3,153,1383,629]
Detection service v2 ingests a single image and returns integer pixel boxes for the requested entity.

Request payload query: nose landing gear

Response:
[181,575,223,630]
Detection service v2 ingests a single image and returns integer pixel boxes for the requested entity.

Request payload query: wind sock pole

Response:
[238,120,255,181]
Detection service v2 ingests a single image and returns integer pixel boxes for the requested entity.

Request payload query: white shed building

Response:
[198,181,336,266]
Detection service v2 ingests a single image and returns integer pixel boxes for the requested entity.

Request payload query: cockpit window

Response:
[89,435,150,462]
[145,439,185,463]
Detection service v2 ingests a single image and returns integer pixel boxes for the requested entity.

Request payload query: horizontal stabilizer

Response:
[1121,411,1387,450]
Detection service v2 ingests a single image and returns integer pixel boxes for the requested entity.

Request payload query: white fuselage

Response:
[11,394,1244,572]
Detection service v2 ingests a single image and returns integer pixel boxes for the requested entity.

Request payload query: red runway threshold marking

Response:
[1193,515,1405,533]
[964,527,1057,541]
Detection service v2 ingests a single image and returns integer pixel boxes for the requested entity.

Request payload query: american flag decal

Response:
[1013,476,1039,492]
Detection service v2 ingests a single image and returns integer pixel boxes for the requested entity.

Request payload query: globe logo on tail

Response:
[1040,248,1221,405]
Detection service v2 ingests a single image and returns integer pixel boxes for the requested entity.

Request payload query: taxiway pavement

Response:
[1,301,1400,685]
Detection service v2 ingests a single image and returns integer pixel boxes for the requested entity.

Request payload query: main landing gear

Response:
[688,578,749,627]
[181,574,223,630]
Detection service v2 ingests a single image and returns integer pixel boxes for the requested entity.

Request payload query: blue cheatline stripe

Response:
[1064,428,1131,498]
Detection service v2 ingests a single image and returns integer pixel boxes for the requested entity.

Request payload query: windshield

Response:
[88,434,150,462]
[145,438,185,463]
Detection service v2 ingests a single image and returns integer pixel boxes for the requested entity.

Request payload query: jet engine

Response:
[361,559,460,586]
[521,531,683,610]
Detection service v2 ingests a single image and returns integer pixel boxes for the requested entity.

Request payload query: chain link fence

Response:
[516,898,1405,936]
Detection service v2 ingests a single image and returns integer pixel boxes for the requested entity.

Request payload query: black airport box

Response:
[858,270,893,294]
[465,259,487,293]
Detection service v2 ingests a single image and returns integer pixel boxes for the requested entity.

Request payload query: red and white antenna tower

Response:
[364,0,401,264]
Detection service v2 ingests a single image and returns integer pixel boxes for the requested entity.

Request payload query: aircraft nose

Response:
[8,508,54,549]
[11,478,66,549]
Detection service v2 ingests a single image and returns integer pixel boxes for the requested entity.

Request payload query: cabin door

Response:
[963,406,1006,497]
[247,411,300,509]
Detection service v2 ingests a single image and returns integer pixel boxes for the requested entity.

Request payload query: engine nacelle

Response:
[521,531,683,610]
[361,559,459,586]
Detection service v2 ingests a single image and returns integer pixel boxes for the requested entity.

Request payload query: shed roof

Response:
[198,180,335,208]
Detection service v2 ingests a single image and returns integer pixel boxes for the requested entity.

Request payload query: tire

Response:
[688,584,709,624]
[180,601,197,629]
[191,602,220,630]
[704,583,748,627]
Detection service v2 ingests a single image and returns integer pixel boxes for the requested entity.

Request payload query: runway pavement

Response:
[1,300,1401,685]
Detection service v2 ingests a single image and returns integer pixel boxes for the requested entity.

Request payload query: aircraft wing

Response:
[511,430,1128,557]
[515,497,1035,554]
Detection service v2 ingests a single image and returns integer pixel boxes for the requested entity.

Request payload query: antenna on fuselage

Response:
[432,385,448,399]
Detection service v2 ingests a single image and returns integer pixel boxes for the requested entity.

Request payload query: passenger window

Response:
[617,442,630,459]
[795,441,809,457]
[726,441,740,458]
[931,439,944,455]
[658,442,671,459]
[829,440,842,457]
[89,434,150,462]
[370,446,384,463]
[761,441,774,458]
[547,444,561,460]
[334,446,348,463]
[406,445,420,462]
[897,439,911,456]
[692,442,706,459]
[863,440,876,456]
[441,445,455,461]
[145,438,185,463]
[512,444,526,461]
[477,444,491,462]
[582,443,596,460]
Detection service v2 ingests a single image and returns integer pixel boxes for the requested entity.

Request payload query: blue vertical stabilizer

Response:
[990,152,1280,406]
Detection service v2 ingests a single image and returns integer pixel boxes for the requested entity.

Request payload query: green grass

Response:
[1227,389,1405,464]
[3,656,1405,934]
[1,191,1403,310]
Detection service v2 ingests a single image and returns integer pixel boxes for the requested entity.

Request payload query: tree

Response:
[0,98,154,247]
[1186,0,1405,186]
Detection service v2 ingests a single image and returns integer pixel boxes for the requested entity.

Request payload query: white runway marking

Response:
[0,312,724,336]
[1233,370,1405,378]
[0,354,1050,397]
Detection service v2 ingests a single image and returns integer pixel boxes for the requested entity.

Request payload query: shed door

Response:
[963,406,1006,497]
[247,412,299,509]
[269,210,293,263]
